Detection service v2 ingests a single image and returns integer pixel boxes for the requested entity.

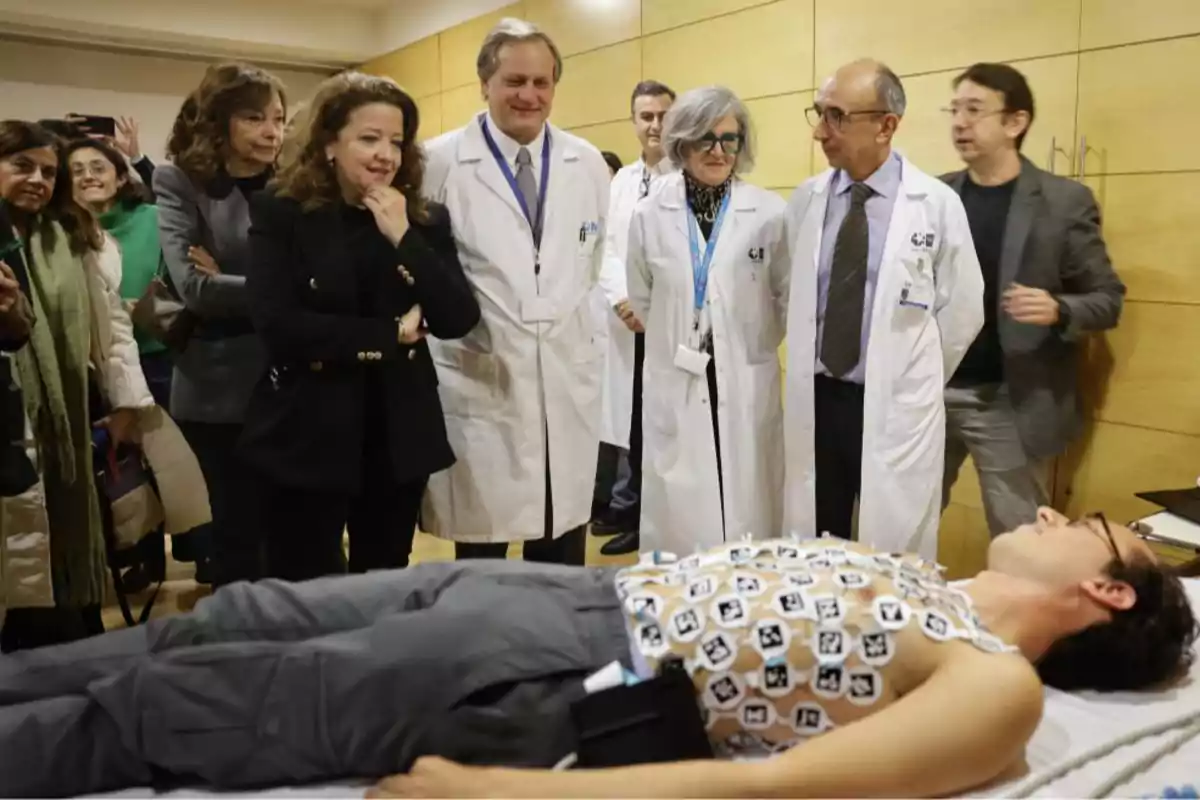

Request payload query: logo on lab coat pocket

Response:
[910,231,935,249]
[748,246,765,263]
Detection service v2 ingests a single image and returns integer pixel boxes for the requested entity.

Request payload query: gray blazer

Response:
[942,157,1126,459]
[153,163,265,424]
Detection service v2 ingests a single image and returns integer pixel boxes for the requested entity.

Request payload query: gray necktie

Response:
[515,146,541,246]
[821,182,873,378]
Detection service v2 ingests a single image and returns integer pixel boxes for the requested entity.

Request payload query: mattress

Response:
[107,580,1200,799]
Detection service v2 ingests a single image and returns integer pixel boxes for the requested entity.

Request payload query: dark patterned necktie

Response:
[821,182,873,378]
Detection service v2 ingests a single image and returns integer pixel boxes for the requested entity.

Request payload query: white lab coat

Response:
[628,175,788,556]
[597,159,675,448]
[781,156,984,559]
[421,115,611,543]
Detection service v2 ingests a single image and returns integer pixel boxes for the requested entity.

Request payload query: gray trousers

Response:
[0,562,629,797]
[943,383,1051,536]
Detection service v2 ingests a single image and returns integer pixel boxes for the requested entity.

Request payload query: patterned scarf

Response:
[684,170,733,229]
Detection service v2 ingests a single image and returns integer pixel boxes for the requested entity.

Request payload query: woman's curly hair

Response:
[166,62,286,186]
[273,71,428,220]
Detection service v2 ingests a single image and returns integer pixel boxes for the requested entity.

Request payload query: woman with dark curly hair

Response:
[243,72,479,581]
[153,62,286,586]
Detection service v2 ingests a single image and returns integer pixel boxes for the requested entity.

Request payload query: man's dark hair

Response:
[1037,557,1198,692]
[600,150,623,175]
[952,62,1036,150]
[630,80,675,115]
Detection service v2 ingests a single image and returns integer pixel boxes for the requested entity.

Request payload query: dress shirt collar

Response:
[832,150,902,199]
[484,113,547,167]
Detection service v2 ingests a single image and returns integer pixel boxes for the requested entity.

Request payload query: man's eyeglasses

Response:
[693,132,744,155]
[1081,511,1123,565]
[940,104,1006,124]
[805,104,888,131]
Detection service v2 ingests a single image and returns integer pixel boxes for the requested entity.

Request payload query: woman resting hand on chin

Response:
[243,71,480,582]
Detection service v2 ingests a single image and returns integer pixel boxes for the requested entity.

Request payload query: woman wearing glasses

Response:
[626,86,788,556]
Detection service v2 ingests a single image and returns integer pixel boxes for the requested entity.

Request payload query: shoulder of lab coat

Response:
[551,123,611,213]
[420,126,463,204]
[899,157,985,381]
[598,162,647,307]
[88,233,154,411]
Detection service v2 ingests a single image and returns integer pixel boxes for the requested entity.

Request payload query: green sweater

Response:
[98,202,166,355]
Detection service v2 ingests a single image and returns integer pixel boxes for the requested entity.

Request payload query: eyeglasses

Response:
[1080,512,1123,565]
[693,132,743,155]
[805,104,889,131]
[940,104,1006,123]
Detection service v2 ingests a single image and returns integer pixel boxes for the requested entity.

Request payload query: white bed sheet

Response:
[106,581,1200,799]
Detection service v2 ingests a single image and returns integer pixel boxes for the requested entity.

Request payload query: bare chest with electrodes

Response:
[612,538,1017,758]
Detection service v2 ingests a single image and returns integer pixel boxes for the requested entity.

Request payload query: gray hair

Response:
[476,18,564,84]
[874,63,906,116]
[662,86,756,174]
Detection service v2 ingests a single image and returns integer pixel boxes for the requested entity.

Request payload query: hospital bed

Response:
[106,578,1200,799]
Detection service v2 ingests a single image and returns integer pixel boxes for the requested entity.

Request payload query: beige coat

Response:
[0,235,211,621]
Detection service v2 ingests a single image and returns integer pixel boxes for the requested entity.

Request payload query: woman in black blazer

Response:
[244,73,480,581]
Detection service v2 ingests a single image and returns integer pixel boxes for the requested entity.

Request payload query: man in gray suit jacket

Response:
[940,63,1125,535]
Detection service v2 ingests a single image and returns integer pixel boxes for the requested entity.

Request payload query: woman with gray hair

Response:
[626,85,789,556]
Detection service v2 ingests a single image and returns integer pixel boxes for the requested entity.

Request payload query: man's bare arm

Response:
[371,648,1044,799]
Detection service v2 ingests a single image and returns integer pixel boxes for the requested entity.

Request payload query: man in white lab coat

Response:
[592,79,676,557]
[782,59,984,559]
[421,19,611,565]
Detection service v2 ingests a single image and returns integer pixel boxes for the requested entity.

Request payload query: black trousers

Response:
[177,421,262,587]
[258,473,426,583]
[813,374,866,540]
[456,450,586,566]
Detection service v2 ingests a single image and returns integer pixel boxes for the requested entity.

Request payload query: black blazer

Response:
[240,190,481,493]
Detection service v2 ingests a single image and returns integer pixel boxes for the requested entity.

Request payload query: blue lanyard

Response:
[480,116,551,244]
[686,192,732,320]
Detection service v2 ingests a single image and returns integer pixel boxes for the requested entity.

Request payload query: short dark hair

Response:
[630,80,676,115]
[1037,557,1198,692]
[600,150,623,175]
[953,62,1036,150]
[62,138,152,209]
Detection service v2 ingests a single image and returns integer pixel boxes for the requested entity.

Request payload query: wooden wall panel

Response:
[643,0,814,100]
[360,35,441,99]
[553,41,641,129]
[1081,0,1200,50]
[1078,38,1200,174]
[440,3,526,91]
[746,91,813,189]
[1085,173,1200,306]
[1090,303,1200,436]
[525,0,641,57]
[815,0,1079,80]
[440,84,485,133]
[416,92,442,141]
[567,120,641,167]
[1057,421,1200,523]
[641,0,776,35]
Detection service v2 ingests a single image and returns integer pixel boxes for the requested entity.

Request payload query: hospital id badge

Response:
[674,345,711,376]
[521,298,556,323]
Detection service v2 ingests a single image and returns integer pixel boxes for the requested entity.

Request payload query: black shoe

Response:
[600,530,639,556]
[592,513,636,537]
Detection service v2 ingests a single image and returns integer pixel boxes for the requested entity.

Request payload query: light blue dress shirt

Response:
[815,153,903,385]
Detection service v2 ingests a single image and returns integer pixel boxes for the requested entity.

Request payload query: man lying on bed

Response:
[0,508,1195,798]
